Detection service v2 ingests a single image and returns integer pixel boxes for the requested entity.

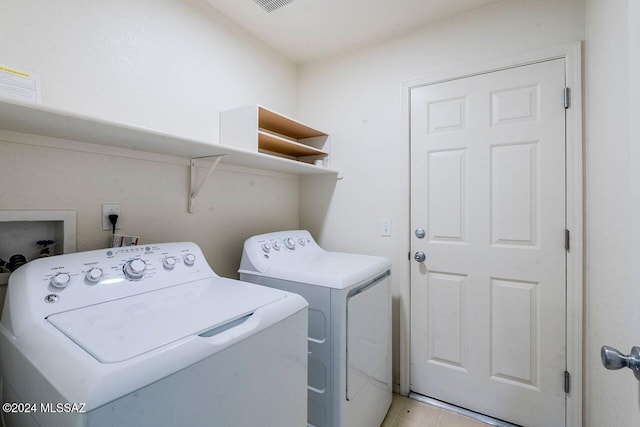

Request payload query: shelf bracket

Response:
[189,155,227,213]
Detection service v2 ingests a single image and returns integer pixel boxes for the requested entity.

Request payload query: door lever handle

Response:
[601,345,640,381]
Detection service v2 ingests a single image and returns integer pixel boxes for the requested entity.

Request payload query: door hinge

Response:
[565,229,570,251]
[564,87,570,109]
[564,371,571,394]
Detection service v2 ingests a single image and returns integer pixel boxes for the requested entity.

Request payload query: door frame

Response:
[400,41,583,427]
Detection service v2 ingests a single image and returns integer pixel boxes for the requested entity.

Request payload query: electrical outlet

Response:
[102,204,121,231]
[380,219,392,237]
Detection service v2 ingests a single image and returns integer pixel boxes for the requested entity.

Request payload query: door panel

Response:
[428,150,466,242]
[410,59,566,427]
[491,142,538,246]
[490,278,538,388]
[428,271,466,369]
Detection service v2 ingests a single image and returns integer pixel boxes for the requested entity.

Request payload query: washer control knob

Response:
[51,272,71,289]
[44,294,59,303]
[85,268,104,283]
[284,237,296,250]
[183,253,196,266]
[123,259,147,279]
[162,256,177,269]
[272,241,281,251]
[261,243,272,253]
[298,237,306,246]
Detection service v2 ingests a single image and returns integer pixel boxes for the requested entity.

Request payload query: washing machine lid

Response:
[256,252,390,289]
[47,278,286,363]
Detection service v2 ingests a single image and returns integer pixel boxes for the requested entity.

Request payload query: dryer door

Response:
[346,272,390,400]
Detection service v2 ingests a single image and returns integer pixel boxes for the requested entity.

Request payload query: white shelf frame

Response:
[0,98,339,177]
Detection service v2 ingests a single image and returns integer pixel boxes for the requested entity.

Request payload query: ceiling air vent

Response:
[253,0,295,13]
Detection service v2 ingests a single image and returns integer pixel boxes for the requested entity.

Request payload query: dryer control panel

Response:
[240,230,324,273]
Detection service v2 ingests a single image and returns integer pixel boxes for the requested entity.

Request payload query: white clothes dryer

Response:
[0,242,308,427]
[239,230,392,427]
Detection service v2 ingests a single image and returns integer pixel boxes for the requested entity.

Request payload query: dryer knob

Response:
[51,272,71,289]
[85,267,103,283]
[123,259,147,279]
[272,241,281,251]
[261,243,272,253]
[162,256,177,269]
[183,253,196,266]
[284,237,296,250]
[298,237,306,246]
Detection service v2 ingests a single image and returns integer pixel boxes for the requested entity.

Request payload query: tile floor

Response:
[382,394,492,427]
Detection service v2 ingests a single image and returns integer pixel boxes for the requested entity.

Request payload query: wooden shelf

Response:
[258,107,326,140]
[258,131,327,157]
[0,98,338,176]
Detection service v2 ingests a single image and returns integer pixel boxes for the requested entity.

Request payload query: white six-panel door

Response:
[410,59,566,426]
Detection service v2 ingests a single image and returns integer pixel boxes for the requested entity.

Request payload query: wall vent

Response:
[253,0,295,13]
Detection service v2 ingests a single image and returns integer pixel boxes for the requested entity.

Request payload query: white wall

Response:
[0,139,299,278]
[298,0,585,388]
[0,0,298,139]
[584,0,640,425]
[0,0,300,280]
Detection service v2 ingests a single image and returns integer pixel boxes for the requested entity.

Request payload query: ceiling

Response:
[206,0,500,63]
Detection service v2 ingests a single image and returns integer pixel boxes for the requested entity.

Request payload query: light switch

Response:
[380,219,392,237]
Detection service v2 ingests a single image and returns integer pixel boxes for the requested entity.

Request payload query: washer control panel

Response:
[6,242,215,320]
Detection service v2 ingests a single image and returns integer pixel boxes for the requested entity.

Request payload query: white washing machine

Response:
[239,230,392,427]
[0,242,308,427]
